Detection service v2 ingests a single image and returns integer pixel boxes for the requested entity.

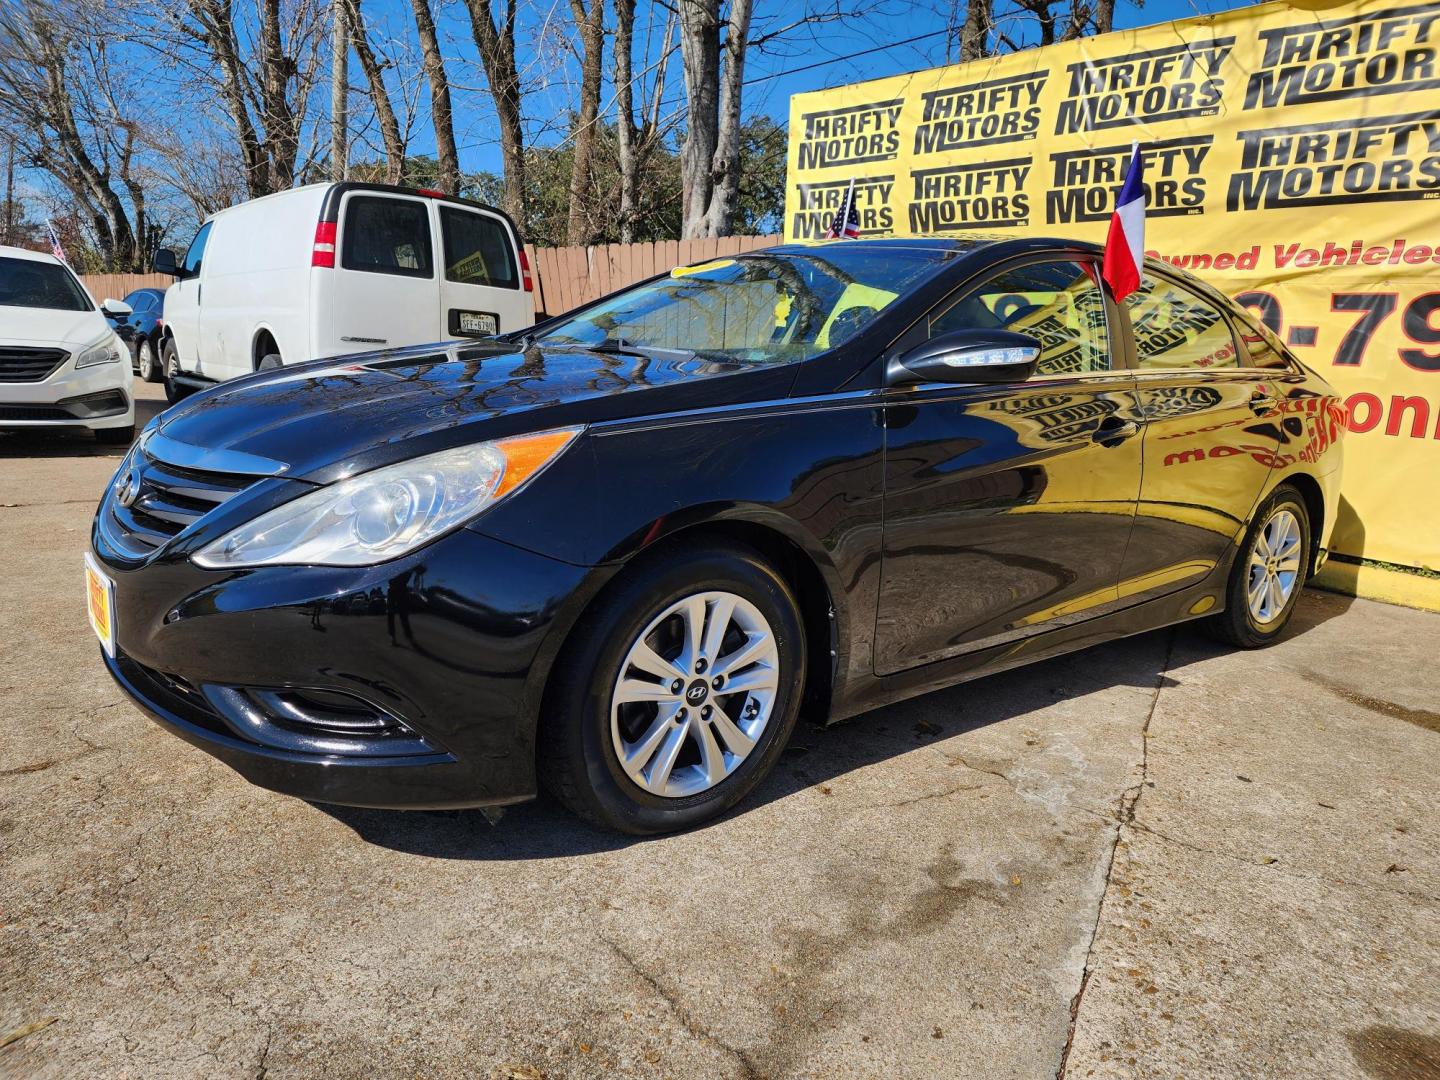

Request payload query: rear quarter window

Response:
[439,207,518,289]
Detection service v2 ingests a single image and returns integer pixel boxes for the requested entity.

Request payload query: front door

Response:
[436,203,531,338]
[1117,273,1286,604]
[875,258,1143,675]
[167,222,211,372]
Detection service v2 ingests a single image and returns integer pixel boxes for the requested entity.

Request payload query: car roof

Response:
[0,244,62,266]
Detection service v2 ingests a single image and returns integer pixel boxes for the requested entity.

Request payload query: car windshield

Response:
[0,255,93,312]
[533,247,954,365]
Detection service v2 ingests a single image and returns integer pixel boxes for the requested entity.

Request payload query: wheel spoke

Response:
[710,709,756,757]
[700,594,736,665]
[623,703,679,780]
[615,677,674,704]
[627,640,685,683]
[677,595,706,673]
[1267,574,1284,617]
[1248,571,1268,611]
[713,631,770,678]
[694,718,728,786]
[719,665,777,697]
[648,720,690,792]
[1276,555,1302,573]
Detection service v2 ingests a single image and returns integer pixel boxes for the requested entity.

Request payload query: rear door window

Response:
[341,196,434,278]
[439,207,518,289]
[1125,278,1239,370]
[931,260,1112,375]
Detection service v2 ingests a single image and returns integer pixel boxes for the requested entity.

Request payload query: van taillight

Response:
[312,220,337,268]
[519,248,534,292]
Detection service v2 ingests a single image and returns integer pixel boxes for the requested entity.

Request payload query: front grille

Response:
[0,347,68,383]
[106,451,256,555]
[0,404,72,421]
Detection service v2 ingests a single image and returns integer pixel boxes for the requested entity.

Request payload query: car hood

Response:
[0,305,107,347]
[153,340,796,481]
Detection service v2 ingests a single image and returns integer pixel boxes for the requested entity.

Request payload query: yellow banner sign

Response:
[785,0,1440,581]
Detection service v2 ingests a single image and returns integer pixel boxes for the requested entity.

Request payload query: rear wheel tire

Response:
[539,542,806,834]
[137,338,162,382]
[95,425,134,446]
[162,338,190,404]
[258,352,282,371]
[1202,485,1311,649]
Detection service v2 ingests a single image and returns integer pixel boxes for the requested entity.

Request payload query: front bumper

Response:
[92,521,596,809]
[2,352,133,429]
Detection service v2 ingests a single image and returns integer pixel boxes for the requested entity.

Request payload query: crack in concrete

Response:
[1055,629,1175,1080]
[603,936,760,1080]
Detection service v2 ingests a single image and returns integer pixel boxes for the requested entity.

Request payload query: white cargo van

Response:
[153,182,534,401]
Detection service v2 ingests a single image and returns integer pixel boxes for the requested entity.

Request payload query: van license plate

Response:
[455,310,498,336]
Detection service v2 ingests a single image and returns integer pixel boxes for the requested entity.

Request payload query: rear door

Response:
[331,192,439,352]
[1118,272,1286,603]
[435,203,530,338]
[875,256,1143,674]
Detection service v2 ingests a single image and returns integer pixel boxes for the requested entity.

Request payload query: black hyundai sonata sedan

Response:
[87,237,1345,833]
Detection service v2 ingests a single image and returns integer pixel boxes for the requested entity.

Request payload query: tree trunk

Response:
[1095,0,1115,34]
[615,0,638,242]
[343,0,405,183]
[677,0,720,239]
[331,0,348,180]
[565,0,605,245]
[463,0,526,225]
[700,0,751,237]
[259,0,297,189]
[410,0,459,194]
[959,0,992,61]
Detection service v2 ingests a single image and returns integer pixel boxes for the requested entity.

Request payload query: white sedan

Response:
[0,245,135,444]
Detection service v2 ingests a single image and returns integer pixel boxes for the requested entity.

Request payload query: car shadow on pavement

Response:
[318,589,1353,860]
[0,387,166,460]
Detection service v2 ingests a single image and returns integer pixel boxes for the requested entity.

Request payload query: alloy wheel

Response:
[610,590,780,799]
[1247,508,1302,624]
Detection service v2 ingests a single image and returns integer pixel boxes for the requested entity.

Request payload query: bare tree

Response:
[462,0,526,223]
[614,0,676,242]
[409,0,459,193]
[676,0,752,238]
[343,0,405,182]
[0,1,150,269]
[564,0,605,244]
[959,0,993,59]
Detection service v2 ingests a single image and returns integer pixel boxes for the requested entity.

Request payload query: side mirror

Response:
[152,248,180,276]
[887,328,1042,386]
[101,298,133,318]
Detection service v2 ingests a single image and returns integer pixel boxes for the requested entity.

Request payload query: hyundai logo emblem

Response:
[116,466,142,509]
[685,681,708,705]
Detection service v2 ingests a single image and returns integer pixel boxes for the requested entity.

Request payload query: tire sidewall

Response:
[161,339,186,403]
[1233,488,1311,644]
[558,547,805,834]
[138,338,160,382]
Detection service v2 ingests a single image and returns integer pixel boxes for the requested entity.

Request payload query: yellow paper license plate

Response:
[85,553,116,657]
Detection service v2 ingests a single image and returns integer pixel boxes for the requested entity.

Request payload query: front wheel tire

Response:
[540,543,806,834]
[161,338,190,404]
[1202,485,1311,648]
[137,338,162,382]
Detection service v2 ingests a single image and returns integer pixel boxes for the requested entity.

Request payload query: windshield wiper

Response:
[542,337,696,361]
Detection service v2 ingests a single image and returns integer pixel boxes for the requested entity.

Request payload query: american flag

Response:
[826,178,861,239]
[45,218,67,263]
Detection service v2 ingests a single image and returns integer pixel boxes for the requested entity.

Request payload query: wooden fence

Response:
[78,234,783,320]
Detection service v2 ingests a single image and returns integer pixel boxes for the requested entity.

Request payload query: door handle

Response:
[1249,393,1279,415]
[1093,418,1140,446]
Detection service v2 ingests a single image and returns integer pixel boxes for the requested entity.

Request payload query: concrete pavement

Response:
[1,381,1436,1078]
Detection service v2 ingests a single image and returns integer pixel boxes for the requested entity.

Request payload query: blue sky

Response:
[365,0,1256,176]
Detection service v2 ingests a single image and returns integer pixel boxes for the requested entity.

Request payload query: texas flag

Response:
[1102,142,1145,301]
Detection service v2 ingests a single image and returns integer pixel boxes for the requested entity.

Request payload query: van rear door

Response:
[435,204,533,339]
[329,192,440,354]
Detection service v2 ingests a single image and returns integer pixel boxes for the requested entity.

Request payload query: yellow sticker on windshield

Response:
[773,293,793,327]
[671,258,734,278]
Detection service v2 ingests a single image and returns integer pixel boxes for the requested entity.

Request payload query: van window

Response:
[341,197,433,278]
[183,222,212,277]
[439,207,518,289]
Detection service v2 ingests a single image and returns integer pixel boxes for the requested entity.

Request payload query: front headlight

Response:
[193,426,583,568]
[75,333,124,368]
